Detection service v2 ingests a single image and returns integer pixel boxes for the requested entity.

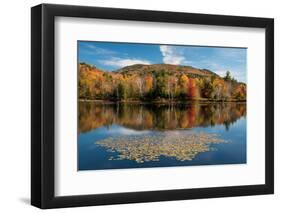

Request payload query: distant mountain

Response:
[80,63,220,79]
[115,64,219,78]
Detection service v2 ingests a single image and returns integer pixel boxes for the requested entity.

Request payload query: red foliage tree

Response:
[188,78,197,99]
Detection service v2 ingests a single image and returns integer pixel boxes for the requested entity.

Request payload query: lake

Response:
[78,101,246,170]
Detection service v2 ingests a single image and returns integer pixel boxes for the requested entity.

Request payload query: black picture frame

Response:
[31,3,274,209]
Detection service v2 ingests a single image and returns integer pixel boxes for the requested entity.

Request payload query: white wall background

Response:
[0,0,279,212]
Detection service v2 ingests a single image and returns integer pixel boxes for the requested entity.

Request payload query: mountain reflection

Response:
[79,101,246,133]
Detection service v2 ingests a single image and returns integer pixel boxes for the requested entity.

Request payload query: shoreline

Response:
[79,99,246,104]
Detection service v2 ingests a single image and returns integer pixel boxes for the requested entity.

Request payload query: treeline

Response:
[79,63,246,102]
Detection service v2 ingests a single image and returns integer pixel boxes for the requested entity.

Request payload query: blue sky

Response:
[78,41,247,83]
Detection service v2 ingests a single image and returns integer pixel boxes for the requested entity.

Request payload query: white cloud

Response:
[215,70,228,77]
[100,57,151,68]
[107,126,150,135]
[214,69,246,83]
[160,45,189,65]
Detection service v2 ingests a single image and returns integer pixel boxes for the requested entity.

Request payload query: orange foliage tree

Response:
[144,75,153,93]
[188,78,197,99]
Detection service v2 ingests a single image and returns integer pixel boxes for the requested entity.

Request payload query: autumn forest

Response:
[79,63,246,102]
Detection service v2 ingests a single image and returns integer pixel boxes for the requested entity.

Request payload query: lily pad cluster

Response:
[96,132,226,163]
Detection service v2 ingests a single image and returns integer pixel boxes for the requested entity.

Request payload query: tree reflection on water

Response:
[79,101,246,133]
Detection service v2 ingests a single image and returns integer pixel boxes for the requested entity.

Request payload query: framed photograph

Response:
[31,3,274,209]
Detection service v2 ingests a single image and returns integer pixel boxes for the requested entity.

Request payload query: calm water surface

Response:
[78,102,246,170]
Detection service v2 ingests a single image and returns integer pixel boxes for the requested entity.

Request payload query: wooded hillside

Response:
[79,63,246,102]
